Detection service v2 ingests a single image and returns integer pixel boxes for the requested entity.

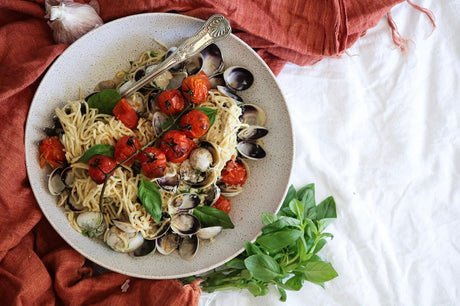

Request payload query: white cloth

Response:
[199,0,460,305]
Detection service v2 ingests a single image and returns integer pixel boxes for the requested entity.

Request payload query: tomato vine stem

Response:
[98,102,193,211]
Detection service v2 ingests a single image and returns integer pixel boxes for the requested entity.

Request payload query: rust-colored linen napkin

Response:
[0,0,408,304]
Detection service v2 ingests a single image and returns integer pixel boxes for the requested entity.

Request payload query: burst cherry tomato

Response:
[39,136,66,169]
[196,71,211,90]
[220,158,247,186]
[137,147,167,178]
[181,75,209,105]
[157,89,185,116]
[212,195,231,214]
[88,155,117,184]
[113,98,138,129]
[114,136,141,166]
[180,110,210,138]
[160,130,196,163]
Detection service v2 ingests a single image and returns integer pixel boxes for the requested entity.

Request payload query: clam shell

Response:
[179,235,199,260]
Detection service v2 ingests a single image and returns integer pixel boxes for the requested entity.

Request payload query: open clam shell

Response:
[237,141,266,160]
[224,66,254,91]
[217,85,243,103]
[237,126,269,141]
[155,175,180,193]
[76,211,106,238]
[48,167,66,195]
[197,226,223,240]
[239,103,267,126]
[201,44,224,76]
[179,235,199,260]
[202,183,221,206]
[130,239,156,257]
[169,193,201,214]
[105,226,144,253]
[156,233,180,255]
[171,213,201,236]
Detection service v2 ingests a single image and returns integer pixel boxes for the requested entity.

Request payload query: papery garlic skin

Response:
[45,0,104,44]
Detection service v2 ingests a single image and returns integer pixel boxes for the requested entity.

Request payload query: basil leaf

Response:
[312,238,327,254]
[78,144,114,163]
[138,179,162,223]
[261,216,301,234]
[256,228,302,251]
[87,89,121,115]
[247,282,269,297]
[261,212,277,225]
[301,261,338,283]
[244,254,282,282]
[194,107,217,127]
[161,112,182,132]
[244,241,263,256]
[281,185,296,210]
[277,286,287,302]
[284,274,304,291]
[289,199,304,220]
[225,258,246,270]
[297,184,315,210]
[193,205,234,229]
[315,196,337,220]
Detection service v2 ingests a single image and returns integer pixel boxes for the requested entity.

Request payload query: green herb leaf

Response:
[225,258,246,270]
[261,216,301,234]
[78,144,114,163]
[161,112,182,132]
[87,89,121,115]
[315,196,337,220]
[284,274,304,291]
[256,228,302,251]
[277,286,287,302]
[297,184,315,209]
[261,212,277,225]
[301,261,338,283]
[289,199,304,221]
[193,206,234,229]
[247,282,269,296]
[138,179,162,223]
[282,185,297,209]
[194,107,217,127]
[244,241,263,256]
[244,254,283,281]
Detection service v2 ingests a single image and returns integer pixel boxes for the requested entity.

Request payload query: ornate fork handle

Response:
[120,14,231,98]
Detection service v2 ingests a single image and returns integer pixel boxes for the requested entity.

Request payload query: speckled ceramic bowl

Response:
[25,13,293,279]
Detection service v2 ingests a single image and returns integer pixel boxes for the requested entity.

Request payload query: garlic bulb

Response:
[45,0,103,44]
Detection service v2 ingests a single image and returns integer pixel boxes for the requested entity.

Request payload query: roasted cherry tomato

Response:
[88,155,117,184]
[220,158,247,186]
[114,136,141,166]
[157,89,185,116]
[39,136,66,169]
[180,109,210,138]
[212,195,231,214]
[181,75,209,105]
[196,71,211,90]
[113,98,138,129]
[160,130,196,163]
[137,147,167,178]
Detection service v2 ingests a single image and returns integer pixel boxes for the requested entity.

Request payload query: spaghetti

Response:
[41,44,264,258]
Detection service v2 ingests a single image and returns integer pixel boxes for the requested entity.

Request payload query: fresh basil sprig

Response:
[87,89,121,115]
[138,179,162,223]
[194,183,338,302]
[193,205,234,229]
[78,144,114,163]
